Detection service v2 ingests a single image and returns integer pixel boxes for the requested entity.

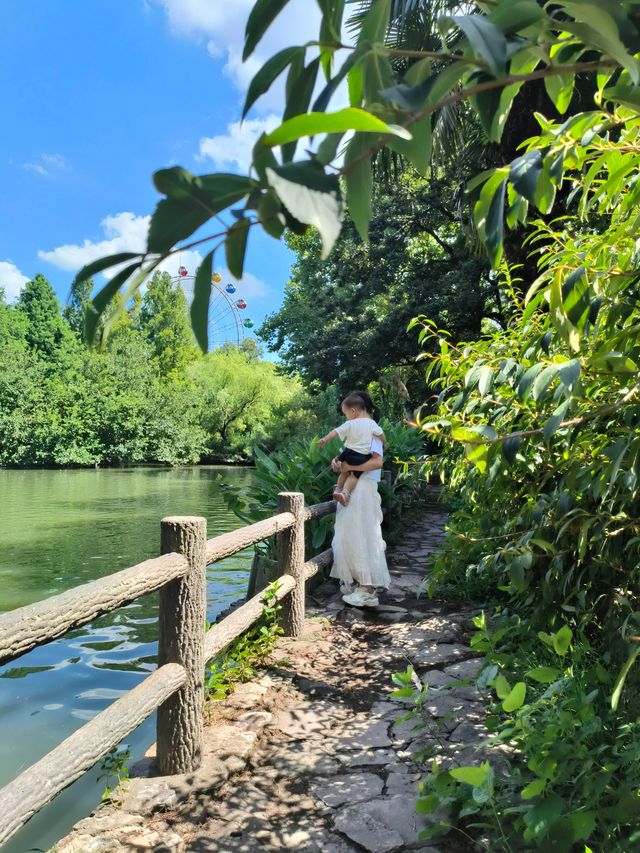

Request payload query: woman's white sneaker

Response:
[343,588,379,607]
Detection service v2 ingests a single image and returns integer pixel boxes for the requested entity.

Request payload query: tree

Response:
[187,347,305,460]
[259,168,491,399]
[137,271,199,376]
[18,274,71,360]
[63,277,94,337]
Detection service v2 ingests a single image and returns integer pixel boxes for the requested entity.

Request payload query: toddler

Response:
[318,393,385,506]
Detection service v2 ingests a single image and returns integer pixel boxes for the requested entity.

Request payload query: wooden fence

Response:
[0,491,335,846]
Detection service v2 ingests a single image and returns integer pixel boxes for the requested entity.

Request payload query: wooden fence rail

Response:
[0,492,335,846]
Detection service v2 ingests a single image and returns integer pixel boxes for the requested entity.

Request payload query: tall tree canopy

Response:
[0,274,311,466]
[260,170,491,399]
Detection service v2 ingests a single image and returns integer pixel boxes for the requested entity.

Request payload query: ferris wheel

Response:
[172,266,254,349]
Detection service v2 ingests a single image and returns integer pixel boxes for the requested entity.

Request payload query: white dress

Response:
[330,437,391,589]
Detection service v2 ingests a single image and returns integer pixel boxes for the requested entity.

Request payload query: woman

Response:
[329,391,391,607]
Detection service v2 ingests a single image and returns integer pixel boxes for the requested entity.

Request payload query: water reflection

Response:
[0,465,255,853]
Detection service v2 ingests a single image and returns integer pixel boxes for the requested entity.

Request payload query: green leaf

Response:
[97,258,163,345]
[448,14,508,77]
[257,191,286,240]
[282,56,321,162]
[358,0,391,45]
[244,0,292,61]
[313,48,362,113]
[465,440,489,474]
[523,793,564,838]
[316,0,345,44]
[345,133,373,241]
[509,150,543,205]
[557,359,580,389]
[190,250,214,352]
[532,363,560,401]
[611,645,640,710]
[243,46,302,119]
[348,62,364,106]
[388,115,432,176]
[148,173,254,254]
[450,764,490,787]
[148,198,210,254]
[263,108,411,147]
[552,625,572,656]
[424,61,468,109]
[469,73,503,139]
[502,681,526,712]
[84,261,141,344]
[252,134,279,183]
[590,351,639,374]
[488,0,544,35]
[316,132,345,166]
[545,72,575,115]
[521,778,546,799]
[516,362,545,402]
[266,162,343,258]
[361,50,396,104]
[72,252,141,289]
[416,794,440,814]
[569,811,596,842]
[494,673,511,699]
[558,3,640,84]
[152,166,201,199]
[526,667,562,684]
[502,435,522,465]
[474,170,507,268]
[225,218,250,279]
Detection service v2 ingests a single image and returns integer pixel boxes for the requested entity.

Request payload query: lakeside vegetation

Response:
[0,270,326,466]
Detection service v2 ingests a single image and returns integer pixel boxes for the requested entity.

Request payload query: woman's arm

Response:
[338,452,383,473]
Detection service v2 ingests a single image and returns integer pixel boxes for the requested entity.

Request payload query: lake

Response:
[0,466,255,853]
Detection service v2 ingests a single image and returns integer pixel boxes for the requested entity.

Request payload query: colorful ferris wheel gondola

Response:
[171,265,251,348]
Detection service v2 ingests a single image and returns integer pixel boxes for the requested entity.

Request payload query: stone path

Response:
[55,504,494,853]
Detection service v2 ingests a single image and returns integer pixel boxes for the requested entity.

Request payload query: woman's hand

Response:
[331,456,342,473]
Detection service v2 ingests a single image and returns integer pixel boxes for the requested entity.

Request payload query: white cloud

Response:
[38,212,150,271]
[199,114,280,172]
[23,152,67,177]
[0,261,29,301]
[39,210,207,284]
[37,213,267,298]
[221,268,267,298]
[155,0,322,112]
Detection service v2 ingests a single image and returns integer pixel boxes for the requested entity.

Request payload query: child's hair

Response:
[343,390,380,422]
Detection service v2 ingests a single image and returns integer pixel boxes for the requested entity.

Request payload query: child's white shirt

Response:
[335,417,384,454]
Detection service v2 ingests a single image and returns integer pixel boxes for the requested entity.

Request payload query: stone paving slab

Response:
[53,503,492,853]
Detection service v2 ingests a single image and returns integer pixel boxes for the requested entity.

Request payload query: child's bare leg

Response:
[344,473,358,495]
[333,471,348,505]
[335,471,348,491]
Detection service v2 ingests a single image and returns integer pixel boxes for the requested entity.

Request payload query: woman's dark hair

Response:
[343,390,380,422]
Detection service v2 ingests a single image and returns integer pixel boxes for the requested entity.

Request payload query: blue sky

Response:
[0,0,321,334]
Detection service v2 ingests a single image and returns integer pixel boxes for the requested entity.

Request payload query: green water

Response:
[0,466,255,853]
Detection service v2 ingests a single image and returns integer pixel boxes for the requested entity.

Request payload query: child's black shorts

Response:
[338,448,372,479]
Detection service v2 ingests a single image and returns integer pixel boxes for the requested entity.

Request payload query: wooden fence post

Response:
[157,515,207,775]
[277,492,305,637]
